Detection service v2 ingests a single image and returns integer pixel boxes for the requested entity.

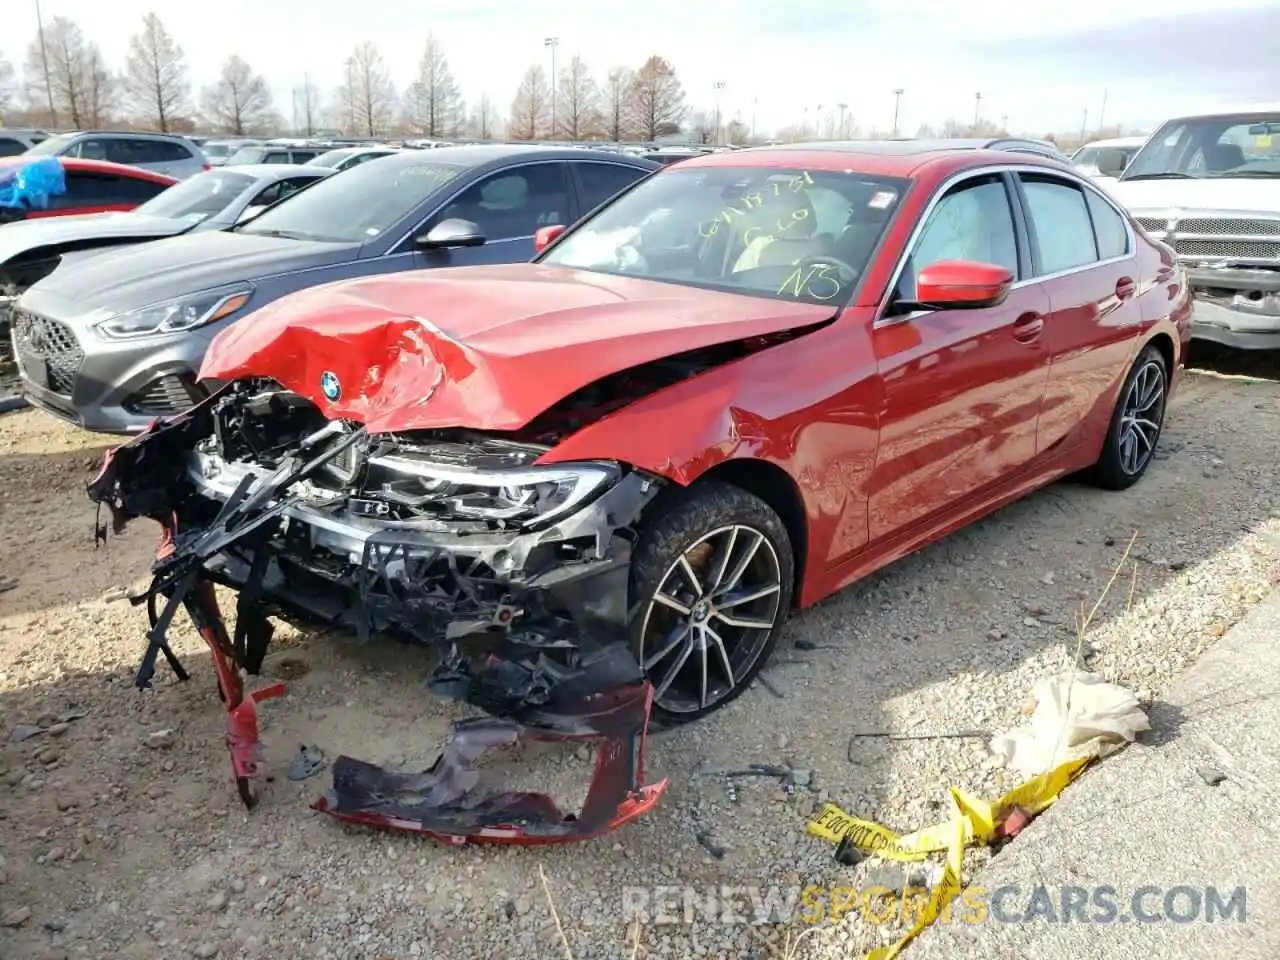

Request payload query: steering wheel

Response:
[795,254,860,282]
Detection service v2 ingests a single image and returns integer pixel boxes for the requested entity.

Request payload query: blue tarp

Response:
[0,157,67,212]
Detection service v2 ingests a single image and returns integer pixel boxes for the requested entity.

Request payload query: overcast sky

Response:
[5,0,1279,135]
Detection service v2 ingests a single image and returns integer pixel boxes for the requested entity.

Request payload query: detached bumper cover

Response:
[86,386,669,843]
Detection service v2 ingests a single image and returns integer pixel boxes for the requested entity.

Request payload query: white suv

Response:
[1106,104,1280,351]
[21,131,209,180]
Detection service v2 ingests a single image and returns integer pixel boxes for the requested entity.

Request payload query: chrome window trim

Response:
[385,158,581,254]
[873,163,1138,328]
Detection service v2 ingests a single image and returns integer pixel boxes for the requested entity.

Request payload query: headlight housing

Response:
[94,286,252,340]
[366,454,620,529]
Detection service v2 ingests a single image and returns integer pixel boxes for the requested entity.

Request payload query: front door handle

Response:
[1115,276,1137,300]
[1012,312,1044,343]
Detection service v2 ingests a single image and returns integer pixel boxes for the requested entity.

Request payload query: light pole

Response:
[973,92,982,128]
[713,81,725,145]
[751,96,757,140]
[544,37,559,140]
[1001,113,1008,133]
[815,104,825,139]
[1098,87,1108,131]
[837,103,848,139]
[891,88,903,137]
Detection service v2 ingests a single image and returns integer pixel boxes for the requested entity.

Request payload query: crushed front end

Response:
[87,378,669,841]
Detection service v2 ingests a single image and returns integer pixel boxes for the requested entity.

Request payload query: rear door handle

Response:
[1115,276,1137,300]
[1012,312,1044,343]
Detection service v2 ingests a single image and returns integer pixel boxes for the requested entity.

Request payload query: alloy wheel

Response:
[636,524,784,715]
[1118,360,1166,476]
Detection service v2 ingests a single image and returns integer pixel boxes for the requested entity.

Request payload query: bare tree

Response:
[628,56,684,140]
[555,55,600,141]
[82,48,118,127]
[402,34,462,138]
[23,18,95,128]
[0,53,15,121]
[123,13,189,131]
[604,67,634,141]
[292,77,321,136]
[335,42,396,136]
[201,56,275,135]
[689,109,716,145]
[725,118,750,145]
[915,122,937,138]
[508,65,551,140]
[464,93,502,141]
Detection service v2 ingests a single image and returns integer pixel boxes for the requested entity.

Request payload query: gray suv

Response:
[22,131,208,179]
[0,129,52,157]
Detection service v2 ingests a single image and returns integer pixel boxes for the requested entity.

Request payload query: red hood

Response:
[200,263,835,433]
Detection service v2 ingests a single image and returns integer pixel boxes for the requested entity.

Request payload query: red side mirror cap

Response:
[915,259,1014,309]
[534,224,566,254]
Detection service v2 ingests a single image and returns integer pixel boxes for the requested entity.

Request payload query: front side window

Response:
[134,169,255,222]
[897,176,1018,300]
[1019,175,1099,275]
[431,163,569,242]
[238,155,462,243]
[1122,114,1280,180]
[542,166,908,307]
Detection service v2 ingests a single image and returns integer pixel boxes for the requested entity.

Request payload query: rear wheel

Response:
[629,482,794,725]
[1088,344,1168,490]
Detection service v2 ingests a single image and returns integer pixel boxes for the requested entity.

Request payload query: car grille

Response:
[1136,215,1280,266]
[123,375,205,417]
[11,309,84,396]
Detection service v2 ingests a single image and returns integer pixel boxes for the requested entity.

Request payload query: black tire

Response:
[1088,343,1169,491]
[629,481,794,726]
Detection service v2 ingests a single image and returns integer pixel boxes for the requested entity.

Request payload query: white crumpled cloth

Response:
[989,671,1150,776]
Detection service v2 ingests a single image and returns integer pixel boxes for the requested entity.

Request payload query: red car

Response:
[89,143,1189,831]
[0,156,176,221]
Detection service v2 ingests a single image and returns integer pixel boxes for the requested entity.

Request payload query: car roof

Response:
[51,130,197,143]
[677,141,1071,178]
[324,143,661,173]
[0,155,178,184]
[1161,102,1280,121]
[220,163,333,179]
[1078,136,1148,149]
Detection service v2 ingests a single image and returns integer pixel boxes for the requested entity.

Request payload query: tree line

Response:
[0,14,694,141]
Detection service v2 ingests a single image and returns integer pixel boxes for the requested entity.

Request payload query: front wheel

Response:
[629,482,795,726]
[1088,344,1169,490]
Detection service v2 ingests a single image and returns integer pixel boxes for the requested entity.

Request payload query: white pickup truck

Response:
[1103,104,1280,350]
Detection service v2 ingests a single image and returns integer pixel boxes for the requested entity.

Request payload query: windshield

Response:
[227,147,268,165]
[307,149,355,168]
[201,143,239,159]
[237,155,463,243]
[134,169,255,222]
[23,133,77,157]
[1122,114,1280,180]
[541,166,909,306]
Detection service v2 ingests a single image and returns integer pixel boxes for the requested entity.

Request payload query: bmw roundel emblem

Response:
[320,370,341,402]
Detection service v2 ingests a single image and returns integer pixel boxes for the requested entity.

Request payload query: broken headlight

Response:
[365,455,620,528]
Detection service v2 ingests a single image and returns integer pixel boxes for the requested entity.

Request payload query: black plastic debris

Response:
[288,744,327,781]
[834,834,865,867]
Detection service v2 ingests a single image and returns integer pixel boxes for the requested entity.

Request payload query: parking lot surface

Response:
[1,349,1277,960]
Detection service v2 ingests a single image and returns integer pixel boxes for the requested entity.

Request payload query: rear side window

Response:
[1019,175,1098,275]
[265,152,291,164]
[0,138,26,157]
[1085,189,1129,260]
[52,171,170,209]
[574,162,648,211]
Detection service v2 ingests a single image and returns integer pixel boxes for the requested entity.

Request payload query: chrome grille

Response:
[123,375,203,417]
[1136,215,1280,265]
[11,309,84,395]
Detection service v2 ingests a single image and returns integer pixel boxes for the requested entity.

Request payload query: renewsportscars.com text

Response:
[621,883,1248,926]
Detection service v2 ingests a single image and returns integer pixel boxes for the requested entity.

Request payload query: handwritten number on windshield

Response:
[778,262,843,301]
[698,171,816,238]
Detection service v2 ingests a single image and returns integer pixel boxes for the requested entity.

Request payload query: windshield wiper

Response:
[1123,172,1198,181]
[1208,169,1280,178]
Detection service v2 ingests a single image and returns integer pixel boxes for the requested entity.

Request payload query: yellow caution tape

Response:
[806,756,1092,959]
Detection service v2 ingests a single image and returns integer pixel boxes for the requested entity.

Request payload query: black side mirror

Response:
[1095,148,1128,178]
[415,218,486,250]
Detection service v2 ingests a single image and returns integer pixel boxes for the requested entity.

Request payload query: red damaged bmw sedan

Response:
[89,142,1190,836]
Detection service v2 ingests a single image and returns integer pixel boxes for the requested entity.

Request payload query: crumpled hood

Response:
[32,229,359,315]
[200,263,835,433]
[1108,177,1280,216]
[0,212,189,268]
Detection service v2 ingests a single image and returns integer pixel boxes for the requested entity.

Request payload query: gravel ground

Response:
[1,346,1278,960]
